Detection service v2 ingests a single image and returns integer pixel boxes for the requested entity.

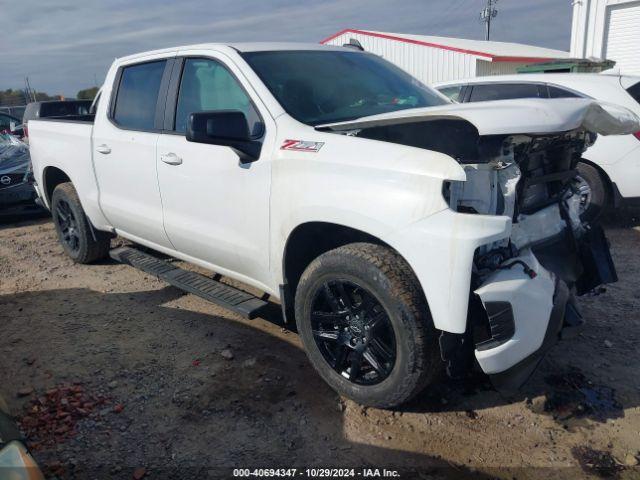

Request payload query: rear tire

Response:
[51,182,111,264]
[576,162,609,223]
[294,242,441,408]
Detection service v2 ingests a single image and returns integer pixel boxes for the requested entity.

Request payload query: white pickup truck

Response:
[29,43,639,408]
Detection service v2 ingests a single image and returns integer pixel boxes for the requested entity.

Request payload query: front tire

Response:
[576,162,609,222]
[294,243,441,408]
[51,182,111,264]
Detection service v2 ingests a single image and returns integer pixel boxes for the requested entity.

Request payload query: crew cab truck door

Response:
[93,55,175,248]
[156,53,274,290]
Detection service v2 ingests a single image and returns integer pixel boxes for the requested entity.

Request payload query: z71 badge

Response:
[280,139,324,152]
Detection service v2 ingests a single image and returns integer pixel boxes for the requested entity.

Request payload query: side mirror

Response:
[186,110,262,162]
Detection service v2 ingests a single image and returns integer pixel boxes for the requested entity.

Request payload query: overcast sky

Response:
[1,0,573,97]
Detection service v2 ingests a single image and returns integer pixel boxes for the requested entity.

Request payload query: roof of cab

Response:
[227,42,348,52]
[115,42,349,63]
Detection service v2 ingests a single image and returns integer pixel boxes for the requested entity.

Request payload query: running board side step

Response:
[109,247,268,319]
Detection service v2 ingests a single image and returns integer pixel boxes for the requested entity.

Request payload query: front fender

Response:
[383,209,511,334]
[270,122,473,310]
[272,206,413,286]
[270,145,462,285]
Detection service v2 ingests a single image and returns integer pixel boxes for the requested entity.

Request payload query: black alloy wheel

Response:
[55,198,81,252]
[51,182,111,263]
[310,279,396,385]
[295,243,442,408]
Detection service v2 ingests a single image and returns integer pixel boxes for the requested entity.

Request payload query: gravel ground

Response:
[1,212,639,480]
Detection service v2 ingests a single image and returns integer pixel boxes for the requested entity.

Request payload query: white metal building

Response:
[321,29,571,84]
[571,0,640,75]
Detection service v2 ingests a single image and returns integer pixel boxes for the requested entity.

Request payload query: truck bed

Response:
[28,118,106,227]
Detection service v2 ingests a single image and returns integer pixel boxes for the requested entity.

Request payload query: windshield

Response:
[242,50,448,126]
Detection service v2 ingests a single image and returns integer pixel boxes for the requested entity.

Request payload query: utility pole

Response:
[479,0,498,41]
[24,77,36,103]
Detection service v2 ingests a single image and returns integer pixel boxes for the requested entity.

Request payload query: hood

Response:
[317,98,640,137]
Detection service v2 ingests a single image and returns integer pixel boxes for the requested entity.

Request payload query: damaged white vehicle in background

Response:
[27,44,640,407]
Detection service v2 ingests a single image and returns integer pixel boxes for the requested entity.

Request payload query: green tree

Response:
[0,89,28,106]
[0,88,56,106]
[76,87,99,100]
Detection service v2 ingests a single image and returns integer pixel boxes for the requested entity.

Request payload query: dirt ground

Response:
[1,211,639,480]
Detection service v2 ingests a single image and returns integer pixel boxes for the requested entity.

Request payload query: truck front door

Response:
[156,53,274,290]
[93,56,174,248]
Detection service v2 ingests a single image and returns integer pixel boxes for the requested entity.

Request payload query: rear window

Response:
[113,60,166,130]
[469,83,544,102]
[40,101,91,118]
[627,81,640,105]
[548,85,581,99]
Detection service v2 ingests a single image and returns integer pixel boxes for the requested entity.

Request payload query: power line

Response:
[479,0,498,41]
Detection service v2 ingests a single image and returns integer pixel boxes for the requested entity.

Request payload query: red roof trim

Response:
[320,29,561,63]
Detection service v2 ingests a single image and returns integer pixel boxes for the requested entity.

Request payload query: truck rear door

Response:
[93,55,175,248]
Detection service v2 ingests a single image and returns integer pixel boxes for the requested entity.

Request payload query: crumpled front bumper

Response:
[385,206,616,391]
[473,225,616,391]
[473,249,568,391]
[474,249,555,372]
[486,278,570,392]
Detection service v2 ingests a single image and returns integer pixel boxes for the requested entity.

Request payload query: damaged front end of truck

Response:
[444,128,618,390]
[320,98,639,390]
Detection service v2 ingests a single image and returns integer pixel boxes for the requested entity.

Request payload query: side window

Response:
[438,85,464,103]
[469,83,543,102]
[174,58,261,135]
[548,85,581,99]
[113,60,167,130]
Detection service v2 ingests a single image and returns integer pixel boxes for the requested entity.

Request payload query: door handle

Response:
[96,144,111,154]
[160,152,183,165]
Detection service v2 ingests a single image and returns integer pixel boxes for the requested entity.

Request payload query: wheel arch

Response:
[42,166,71,207]
[280,221,423,323]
